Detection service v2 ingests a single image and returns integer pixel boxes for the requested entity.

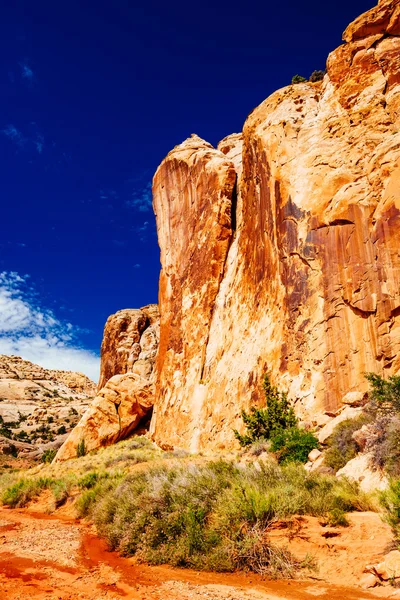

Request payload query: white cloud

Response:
[0,272,100,382]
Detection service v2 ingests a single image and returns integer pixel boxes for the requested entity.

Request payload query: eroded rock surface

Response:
[98,305,159,389]
[56,306,159,461]
[151,0,400,451]
[54,373,154,461]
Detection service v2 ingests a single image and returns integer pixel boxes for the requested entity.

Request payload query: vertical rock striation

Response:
[151,0,400,451]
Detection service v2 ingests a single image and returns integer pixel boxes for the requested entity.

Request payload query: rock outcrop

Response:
[98,305,159,389]
[55,306,159,461]
[151,0,400,452]
[54,373,154,461]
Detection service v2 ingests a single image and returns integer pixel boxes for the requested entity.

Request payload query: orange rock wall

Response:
[151,0,400,451]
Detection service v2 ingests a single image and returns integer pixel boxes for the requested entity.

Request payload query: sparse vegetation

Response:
[271,427,319,465]
[80,460,373,575]
[234,375,318,464]
[41,449,57,464]
[309,70,325,82]
[324,414,371,472]
[77,439,86,458]
[380,479,400,540]
[234,375,297,446]
[292,75,307,84]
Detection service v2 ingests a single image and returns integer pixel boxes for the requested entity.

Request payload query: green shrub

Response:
[77,439,86,458]
[271,427,319,464]
[292,75,307,84]
[380,479,400,539]
[41,449,57,464]
[325,508,349,527]
[309,70,325,82]
[1,477,52,507]
[234,375,297,446]
[77,471,109,489]
[366,373,400,414]
[57,425,67,435]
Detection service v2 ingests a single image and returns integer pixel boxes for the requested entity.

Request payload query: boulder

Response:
[54,373,154,462]
[342,391,368,407]
[374,550,400,581]
[336,453,388,493]
[308,448,322,462]
[359,573,379,589]
[318,407,363,444]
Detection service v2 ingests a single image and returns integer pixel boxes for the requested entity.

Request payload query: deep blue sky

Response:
[0,0,375,377]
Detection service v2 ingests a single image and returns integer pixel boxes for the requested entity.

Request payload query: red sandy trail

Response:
[0,507,385,600]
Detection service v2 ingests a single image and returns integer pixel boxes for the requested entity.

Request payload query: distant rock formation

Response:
[150,0,400,452]
[0,354,95,459]
[55,306,159,461]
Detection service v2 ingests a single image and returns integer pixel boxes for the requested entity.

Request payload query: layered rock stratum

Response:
[0,355,95,459]
[150,0,400,452]
[55,306,159,461]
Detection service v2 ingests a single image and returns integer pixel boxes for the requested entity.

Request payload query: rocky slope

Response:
[55,306,159,461]
[0,355,95,460]
[151,0,400,452]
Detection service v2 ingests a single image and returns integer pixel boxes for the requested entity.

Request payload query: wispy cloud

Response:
[133,264,141,269]
[0,272,99,382]
[2,124,26,148]
[126,182,153,212]
[19,62,34,83]
[2,123,44,154]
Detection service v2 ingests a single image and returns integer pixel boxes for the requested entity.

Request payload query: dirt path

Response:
[0,507,394,600]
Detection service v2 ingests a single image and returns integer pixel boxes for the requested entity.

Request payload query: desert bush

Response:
[324,414,371,472]
[271,427,319,464]
[234,375,297,447]
[325,508,349,527]
[77,439,86,458]
[77,471,110,490]
[365,415,400,477]
[234,375,318,463]
[2,477,52,507]
[41,449,57,464]
[57,425,67,435]
[366,373,400,414]
[84,460,373,575]
[309,70,325,82]
[380,479,400,539]
[292,75,307,84]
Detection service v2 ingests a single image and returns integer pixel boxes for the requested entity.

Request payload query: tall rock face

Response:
[151,0,400,452]
[55,306,159,461]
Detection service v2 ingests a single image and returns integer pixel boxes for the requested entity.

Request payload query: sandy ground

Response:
[0,506,397,600]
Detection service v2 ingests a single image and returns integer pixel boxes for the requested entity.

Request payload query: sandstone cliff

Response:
[151,0,400,452]
[55,305,159,461]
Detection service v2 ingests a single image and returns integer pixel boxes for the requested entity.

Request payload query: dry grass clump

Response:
[78,460,374,577]
[0,436,162,508]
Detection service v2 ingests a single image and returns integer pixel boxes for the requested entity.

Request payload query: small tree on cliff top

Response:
[234,374,297,446]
